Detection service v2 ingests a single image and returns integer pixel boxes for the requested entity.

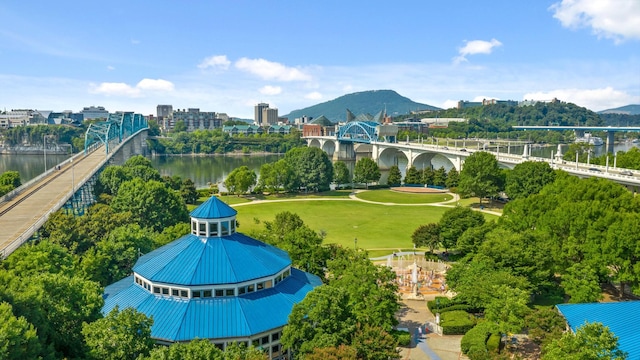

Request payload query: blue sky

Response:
[0,0,638,119]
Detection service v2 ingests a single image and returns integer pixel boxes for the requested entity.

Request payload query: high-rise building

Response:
[262,107,278,126]
[254,103,269,125]
[157,105,173,119]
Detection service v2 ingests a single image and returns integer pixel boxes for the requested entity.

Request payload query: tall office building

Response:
[157,105,173,119]
[262,107,278,126]
[254,103,269,125]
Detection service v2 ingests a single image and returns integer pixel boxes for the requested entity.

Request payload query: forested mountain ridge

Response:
[283,90,440,122]
[598,104,640,115]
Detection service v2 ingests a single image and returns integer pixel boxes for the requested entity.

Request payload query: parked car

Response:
[460,148,467,152]
[588,168,601,172]
[620,170,634,176]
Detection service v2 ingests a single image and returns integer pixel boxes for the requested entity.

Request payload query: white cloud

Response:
[305,91,322,100]
[259,85,282,95]
[454,38,502,64]
[198,55,231,70]
[136,78,175,91]
[441,100,459,110]
[235,58,312,81]
[550,0,640,42]
[106,65,115,71]
[90,78,174,97]
[523,87,638,111]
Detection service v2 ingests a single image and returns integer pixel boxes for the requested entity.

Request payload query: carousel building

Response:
[102,196,322,359]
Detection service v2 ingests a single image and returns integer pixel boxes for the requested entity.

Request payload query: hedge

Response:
[427,297,480,314]
[440,310,476,335]
[460,322,499,360]
[390,329,411,347]
[486,333,501,353]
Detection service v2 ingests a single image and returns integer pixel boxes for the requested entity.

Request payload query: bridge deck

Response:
[0,146,108,257]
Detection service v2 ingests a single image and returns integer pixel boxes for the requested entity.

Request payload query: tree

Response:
[333,161,352,188]
[562,263,603,303]
[505,161,556,200]
[0,302,41,360]
[180,178,198,204]
[387,165,402,186]
[284,147,333,192]
[421,167,434,185]
[542,322,627,360]
[446,168,459,189]
[325,249,400,330]
[111,178,189,231]
[225,166,257,195]
[411,223,440,253]
[353,158,380,189]
[282,285,356,356]
[352,324,399,360]
[1,240,75,277]
[438,206,485,250]
[484,285,531,334]
[404,166,421,185]
[82,307,154,360]
[458,151,502,204]
[146,339,224,360]
[0,171,21,196]
[432,166,448,187]
[81,224,156,285]
[3,273,104,358]
[306,345,357,360]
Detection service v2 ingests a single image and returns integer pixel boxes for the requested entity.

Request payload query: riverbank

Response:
[151,150,284,157]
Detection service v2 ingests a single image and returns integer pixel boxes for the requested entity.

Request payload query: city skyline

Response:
[0,0,639,118]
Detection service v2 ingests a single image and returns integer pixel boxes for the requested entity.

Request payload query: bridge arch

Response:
[308,138,321,149]
[337,121,378,143]
[322,140,336,158]
[377,147,408,170]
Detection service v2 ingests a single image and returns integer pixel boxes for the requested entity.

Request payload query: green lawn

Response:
[355,190,453,204]
[234,199,499,250]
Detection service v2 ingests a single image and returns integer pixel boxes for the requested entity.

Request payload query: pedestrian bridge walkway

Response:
[0,128,148,259]
[0,145,109,258]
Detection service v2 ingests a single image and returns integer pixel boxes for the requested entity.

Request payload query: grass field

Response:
[355,190,453,204]
[233,199,499,250]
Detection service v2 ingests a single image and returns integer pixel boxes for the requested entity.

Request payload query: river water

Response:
[2,142,638,187]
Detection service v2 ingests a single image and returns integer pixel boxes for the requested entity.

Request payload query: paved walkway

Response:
[397,296,469,360]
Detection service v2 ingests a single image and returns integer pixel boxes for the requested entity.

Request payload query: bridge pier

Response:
[333,142,356,162]
[606,131,615,154]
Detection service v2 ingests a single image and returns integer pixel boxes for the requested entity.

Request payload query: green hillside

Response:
[598,104,640,115]
[283,90,440,122]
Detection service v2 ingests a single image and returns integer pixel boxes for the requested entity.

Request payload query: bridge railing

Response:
[0,128,148,260]
[0,145,100,205]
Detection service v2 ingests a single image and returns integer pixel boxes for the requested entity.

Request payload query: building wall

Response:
[254,103,269,125]
[262,108,278,126]
[82,106,109,120]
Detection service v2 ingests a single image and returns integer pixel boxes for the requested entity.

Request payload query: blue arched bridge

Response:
[0,113,148,259]
[85,112,147,154]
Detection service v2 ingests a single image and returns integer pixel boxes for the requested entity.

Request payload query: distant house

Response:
[302,115,336,137]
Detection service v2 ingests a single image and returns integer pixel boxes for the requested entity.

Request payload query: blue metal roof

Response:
[190,196,237,219]
[103,269,322,342]
[134,233,291,286]
[556,302,640,359]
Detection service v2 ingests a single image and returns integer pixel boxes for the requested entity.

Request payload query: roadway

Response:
[0,145,109,258]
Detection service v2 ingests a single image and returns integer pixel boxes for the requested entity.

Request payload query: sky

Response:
[0,0,639,119]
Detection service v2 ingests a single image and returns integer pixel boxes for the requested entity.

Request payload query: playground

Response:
[373,253,450,299]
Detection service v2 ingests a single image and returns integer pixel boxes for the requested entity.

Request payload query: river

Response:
[2,142,639,187]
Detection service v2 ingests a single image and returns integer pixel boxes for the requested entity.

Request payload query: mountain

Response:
[283,90,440,123]
[598,104,640,115]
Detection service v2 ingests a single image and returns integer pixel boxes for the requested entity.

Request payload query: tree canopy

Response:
[458,151,502,203]
[353,158,380,189]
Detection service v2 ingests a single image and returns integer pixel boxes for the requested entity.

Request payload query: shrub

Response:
[461,322,495,359]
[390,329,411,347]
[486,333,501,353]
[424,252,439,261]
[440,310,476,335]
[427,296,456,313]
